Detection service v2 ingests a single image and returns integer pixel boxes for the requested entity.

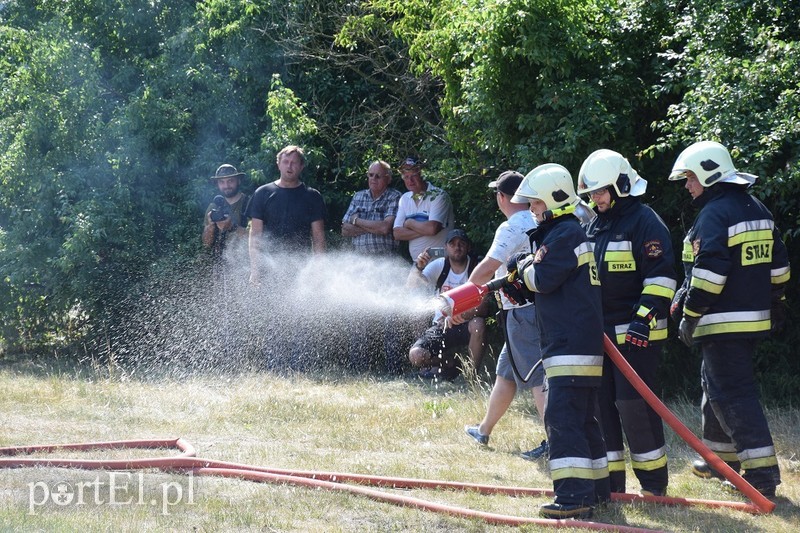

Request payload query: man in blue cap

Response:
[407,228,487,381]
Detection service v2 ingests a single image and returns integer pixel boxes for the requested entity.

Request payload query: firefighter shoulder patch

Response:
[644,240,664,258]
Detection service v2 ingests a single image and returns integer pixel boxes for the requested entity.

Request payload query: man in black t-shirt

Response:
[246,145,326,284]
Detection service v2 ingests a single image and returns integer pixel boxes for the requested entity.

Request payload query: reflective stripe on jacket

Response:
[585,198,677,345]
[523,215,604,387]
[678,184,790,340]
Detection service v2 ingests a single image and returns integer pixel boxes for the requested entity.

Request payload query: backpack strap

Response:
[435,258,451,292]
[467,254,479,277]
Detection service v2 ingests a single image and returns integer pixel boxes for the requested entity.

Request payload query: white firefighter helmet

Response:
[668,140,756,187]
[512,163,577,210]
[577,149,647,197]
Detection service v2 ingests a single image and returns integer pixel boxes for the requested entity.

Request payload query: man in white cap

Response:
[577,149,676,497]
[503,163,609,519]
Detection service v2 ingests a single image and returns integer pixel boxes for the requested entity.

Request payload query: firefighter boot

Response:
[539,503,593,520]
[691,458,739,480]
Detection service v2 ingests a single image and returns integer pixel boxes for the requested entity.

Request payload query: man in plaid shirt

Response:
[342,160,402,255]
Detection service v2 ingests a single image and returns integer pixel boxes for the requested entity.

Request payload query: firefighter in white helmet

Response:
[669,140,789,497]
[501,163,609,519]
[577,149,676,497]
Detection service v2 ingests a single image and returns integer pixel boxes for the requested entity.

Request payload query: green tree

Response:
[2,0,799,403]
[343,0,675,250]
[0,19,141,347]
[649,0,800,400]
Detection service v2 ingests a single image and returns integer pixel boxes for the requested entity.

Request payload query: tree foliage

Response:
[647,0,800,399]
[652,0,800,226]
[1,0,799,402]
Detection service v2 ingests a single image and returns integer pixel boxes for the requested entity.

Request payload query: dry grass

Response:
[0,356,798,532]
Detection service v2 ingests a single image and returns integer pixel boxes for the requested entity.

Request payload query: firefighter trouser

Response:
[598,344,668,493]
[700,338,780,490]
[545,383,610,506]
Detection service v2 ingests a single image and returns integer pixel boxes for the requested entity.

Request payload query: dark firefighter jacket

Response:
[675,183,790,340]
[585,197,677,345]
[523,214,604,387]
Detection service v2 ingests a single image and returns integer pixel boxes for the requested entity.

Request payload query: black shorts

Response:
[412,323,471,359]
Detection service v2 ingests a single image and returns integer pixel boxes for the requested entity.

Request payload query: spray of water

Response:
[94,241,441,380]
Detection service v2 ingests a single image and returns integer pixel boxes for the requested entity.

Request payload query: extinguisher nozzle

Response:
[484,277,507,292]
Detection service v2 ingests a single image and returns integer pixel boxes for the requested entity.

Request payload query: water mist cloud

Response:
[96,245,436,379]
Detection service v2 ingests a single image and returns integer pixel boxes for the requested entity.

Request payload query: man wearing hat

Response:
[393,156,454,263]
[406,228,487,381]
[668,141,788,498]
[460,171,548,460]
[578,149,675,497]
[202,164,250,255]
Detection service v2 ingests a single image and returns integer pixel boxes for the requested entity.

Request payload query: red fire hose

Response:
[602,334,775,514]
[0,281,775,527]
[0,431,769,531]
[437,282,777,516]
[1,438,660,531]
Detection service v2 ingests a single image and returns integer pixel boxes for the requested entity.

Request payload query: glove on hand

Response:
[626,307,656,349]
[678,316,700,347]
[501,279,534,306]
[516,253,536,276]
[625,318,651,349]
[505,252,531,281]
[502,253,536,305]
[770,297,787,335]
[670,286,687,323]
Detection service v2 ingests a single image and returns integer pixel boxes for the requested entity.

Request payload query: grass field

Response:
[1,354,798,532]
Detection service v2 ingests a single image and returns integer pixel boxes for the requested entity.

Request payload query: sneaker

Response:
[691,459,725,480]
[521,440,549,461]
[721,480,776,498]
[539,503,593,520]
[464,425,489,446]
